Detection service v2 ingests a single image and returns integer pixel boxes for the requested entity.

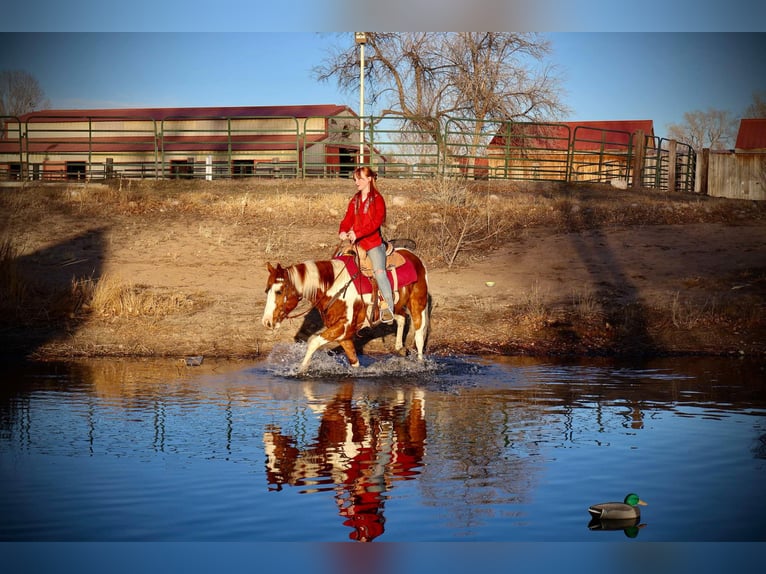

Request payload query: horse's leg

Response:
[337,339,360,368]
[412,310,428,360]
[393,313,407,356]
[300,317,358,372]
[299,333,330,373]
[409,300,429,361]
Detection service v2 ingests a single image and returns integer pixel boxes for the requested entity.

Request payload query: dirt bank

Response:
[1,181,765,362]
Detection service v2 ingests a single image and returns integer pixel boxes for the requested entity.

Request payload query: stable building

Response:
[0,104,373,181]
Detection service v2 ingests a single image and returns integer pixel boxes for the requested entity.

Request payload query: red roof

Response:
[735,118,766,150]
[17,104,354,122]
[566,120,654,136]
[490,120,654,151]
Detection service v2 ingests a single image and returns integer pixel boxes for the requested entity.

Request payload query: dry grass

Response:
[4,178,765,257]
[4,179,765,270]
[72,273,203,319]
[519,280,550,326]
[571,285,601,320]
[0,237,26,311]
[669,292,719,330]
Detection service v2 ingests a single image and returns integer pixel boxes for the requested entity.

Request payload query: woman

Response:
[338,166,395,324]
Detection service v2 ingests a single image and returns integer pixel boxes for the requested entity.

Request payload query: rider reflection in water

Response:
[338,166,395,324]
[336,441,388,542]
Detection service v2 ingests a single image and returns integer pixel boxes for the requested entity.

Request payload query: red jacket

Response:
[339,189,386,250]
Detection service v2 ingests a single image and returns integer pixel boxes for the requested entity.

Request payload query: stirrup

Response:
[380,307,394,324]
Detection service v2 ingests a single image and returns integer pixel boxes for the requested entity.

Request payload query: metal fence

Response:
[643,136,696,193]
[0,113,695,192]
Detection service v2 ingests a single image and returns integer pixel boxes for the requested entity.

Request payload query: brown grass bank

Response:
[1,178,765,361]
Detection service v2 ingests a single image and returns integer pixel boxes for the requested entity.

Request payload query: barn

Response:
[0,104,375,181]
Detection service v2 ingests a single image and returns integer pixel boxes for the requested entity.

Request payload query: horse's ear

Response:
[267,262,275,273]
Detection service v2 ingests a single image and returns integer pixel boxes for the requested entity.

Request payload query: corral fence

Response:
[1,113,694,192]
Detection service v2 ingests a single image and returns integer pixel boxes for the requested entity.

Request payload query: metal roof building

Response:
[1,104,367,180]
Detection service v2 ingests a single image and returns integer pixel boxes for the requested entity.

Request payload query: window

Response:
[170,158,194,179]
[232,159,254,177]
[66,161,87,180]
[7,163,21,180]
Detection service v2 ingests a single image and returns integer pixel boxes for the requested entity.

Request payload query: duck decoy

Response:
[588,493,647,520]
[184,355,204,367]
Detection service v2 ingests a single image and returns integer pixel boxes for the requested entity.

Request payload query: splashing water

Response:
[262,342,475,382]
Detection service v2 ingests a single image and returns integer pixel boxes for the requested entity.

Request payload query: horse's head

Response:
[262,262,301,330]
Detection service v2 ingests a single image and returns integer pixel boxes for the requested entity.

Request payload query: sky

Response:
[1,3,765,136]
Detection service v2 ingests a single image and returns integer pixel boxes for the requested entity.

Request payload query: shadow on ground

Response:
[0,227,107,360]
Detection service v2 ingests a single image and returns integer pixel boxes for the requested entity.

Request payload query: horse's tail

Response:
[422,273,431,350]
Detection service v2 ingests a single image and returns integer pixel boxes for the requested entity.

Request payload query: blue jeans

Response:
[367,244,394,311]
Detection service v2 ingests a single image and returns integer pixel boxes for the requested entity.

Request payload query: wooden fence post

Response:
[631,130,646,189]
[696,148,709,195]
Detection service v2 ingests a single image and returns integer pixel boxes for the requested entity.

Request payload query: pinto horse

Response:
[262,248,430,373]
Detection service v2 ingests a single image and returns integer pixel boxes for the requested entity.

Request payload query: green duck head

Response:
[624,493,648,507]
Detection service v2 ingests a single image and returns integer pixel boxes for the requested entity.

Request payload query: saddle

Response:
[334,240,418,323]
[336,240,407,277]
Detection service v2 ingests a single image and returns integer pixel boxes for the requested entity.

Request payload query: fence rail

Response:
[0,113,695,192]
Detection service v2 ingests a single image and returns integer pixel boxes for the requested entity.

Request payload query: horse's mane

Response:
[286,259,346,301]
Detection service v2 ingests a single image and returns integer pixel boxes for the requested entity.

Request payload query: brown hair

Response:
[353,166,379,195]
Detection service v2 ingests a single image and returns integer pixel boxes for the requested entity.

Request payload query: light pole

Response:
[355,32,367,165]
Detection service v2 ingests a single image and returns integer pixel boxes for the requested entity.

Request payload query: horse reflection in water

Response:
[263,381,426,542]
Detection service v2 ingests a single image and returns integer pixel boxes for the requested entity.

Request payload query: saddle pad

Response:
[336,253,418,295]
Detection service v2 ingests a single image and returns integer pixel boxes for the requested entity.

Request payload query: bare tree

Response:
[744,90,766,118]
[314,33,567,159]
[0,70,49,117]
[666,108,736,150]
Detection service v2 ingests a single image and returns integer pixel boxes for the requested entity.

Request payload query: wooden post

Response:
[695,148,709,195]
[667,139,677,192]
[631,130,646,189]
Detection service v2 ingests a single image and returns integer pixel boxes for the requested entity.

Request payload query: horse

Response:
[261,247,430,373]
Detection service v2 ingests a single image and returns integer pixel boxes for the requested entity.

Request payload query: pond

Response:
[1,345,765,544]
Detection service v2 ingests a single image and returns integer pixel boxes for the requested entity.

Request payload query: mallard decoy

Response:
[588,493,647,520]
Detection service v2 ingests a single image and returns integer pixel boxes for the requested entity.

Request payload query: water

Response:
[1,345,765,543]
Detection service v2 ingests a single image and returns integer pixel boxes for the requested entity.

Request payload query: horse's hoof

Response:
[350,361,360,368]
[396,347,408,357]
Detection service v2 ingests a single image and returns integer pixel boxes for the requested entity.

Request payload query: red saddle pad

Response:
[335,253,418,295]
